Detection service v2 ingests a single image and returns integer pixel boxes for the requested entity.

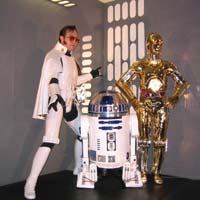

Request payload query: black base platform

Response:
[1,170,200,200]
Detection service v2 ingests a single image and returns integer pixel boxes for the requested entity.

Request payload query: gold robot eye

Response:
[146,33,163,47]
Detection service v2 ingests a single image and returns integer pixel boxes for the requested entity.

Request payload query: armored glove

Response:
[63,103,78,121]
[91,67,102,78]
[48,94,65,112]
[48,77,65,112]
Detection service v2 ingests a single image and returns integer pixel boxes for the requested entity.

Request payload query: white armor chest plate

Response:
[59,56,78,99]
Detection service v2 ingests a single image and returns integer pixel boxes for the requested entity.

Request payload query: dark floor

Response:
[0,170,200,200]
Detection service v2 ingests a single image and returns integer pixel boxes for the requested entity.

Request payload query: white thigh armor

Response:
[43,103,63,144]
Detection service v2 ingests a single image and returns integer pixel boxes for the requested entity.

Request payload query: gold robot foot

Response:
[141,171,148,184]
[154,174,163,185]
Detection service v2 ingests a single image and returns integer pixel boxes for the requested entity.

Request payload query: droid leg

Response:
[152,140,167,184]
[73,137,82,175]
[138,140,151,184]
[137,108,152,184]
[24,144,53,199]
[152,108,168,184]
[76,115,97,189]
[122,153,143,188]
[122,113,143,187]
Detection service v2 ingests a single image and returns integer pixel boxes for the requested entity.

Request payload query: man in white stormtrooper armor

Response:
[24,25,101,199]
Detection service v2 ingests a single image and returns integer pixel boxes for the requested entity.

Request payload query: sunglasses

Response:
[67,36,80,43]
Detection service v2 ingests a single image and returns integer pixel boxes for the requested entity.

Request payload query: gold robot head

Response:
[146,33,163,55]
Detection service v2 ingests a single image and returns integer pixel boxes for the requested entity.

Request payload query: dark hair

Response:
[59,25,78,41]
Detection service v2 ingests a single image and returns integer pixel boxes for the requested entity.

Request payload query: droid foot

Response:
[73,167,81,175]
[141,171,148,184]
[76,164,97,189]
[154,174,163,185]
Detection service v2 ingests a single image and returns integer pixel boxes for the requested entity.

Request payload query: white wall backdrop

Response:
[0,0,200,186]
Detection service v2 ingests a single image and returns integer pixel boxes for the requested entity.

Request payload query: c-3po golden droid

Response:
[116,33,190,184]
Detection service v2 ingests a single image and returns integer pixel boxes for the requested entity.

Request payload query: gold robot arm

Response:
[116,64,140,109]
[164,63,190,108]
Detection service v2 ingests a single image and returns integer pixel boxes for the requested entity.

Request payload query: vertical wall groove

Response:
[106,0,145,90]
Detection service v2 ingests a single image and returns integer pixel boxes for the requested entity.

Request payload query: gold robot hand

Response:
[162,96,179,109]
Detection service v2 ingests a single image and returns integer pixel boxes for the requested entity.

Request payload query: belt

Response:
[140,89,163,98]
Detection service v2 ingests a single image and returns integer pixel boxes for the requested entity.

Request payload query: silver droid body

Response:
[77,90,143,188]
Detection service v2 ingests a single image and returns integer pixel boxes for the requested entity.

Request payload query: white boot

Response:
[73,139,82,175]
[24,147,51,199]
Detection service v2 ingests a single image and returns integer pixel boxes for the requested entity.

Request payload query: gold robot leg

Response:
[152,108,169,184]
[138,139,151,184]
[152,140,166,184]
[137,108,152,184]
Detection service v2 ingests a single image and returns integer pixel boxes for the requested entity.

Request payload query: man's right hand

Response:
[162,96,178,109]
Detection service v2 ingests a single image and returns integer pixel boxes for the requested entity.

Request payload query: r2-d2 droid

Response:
[77,90,143,188]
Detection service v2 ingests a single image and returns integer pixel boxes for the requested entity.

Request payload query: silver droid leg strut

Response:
[73,137,83,175]
[122,113,143,187]
[76,115,97,188]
